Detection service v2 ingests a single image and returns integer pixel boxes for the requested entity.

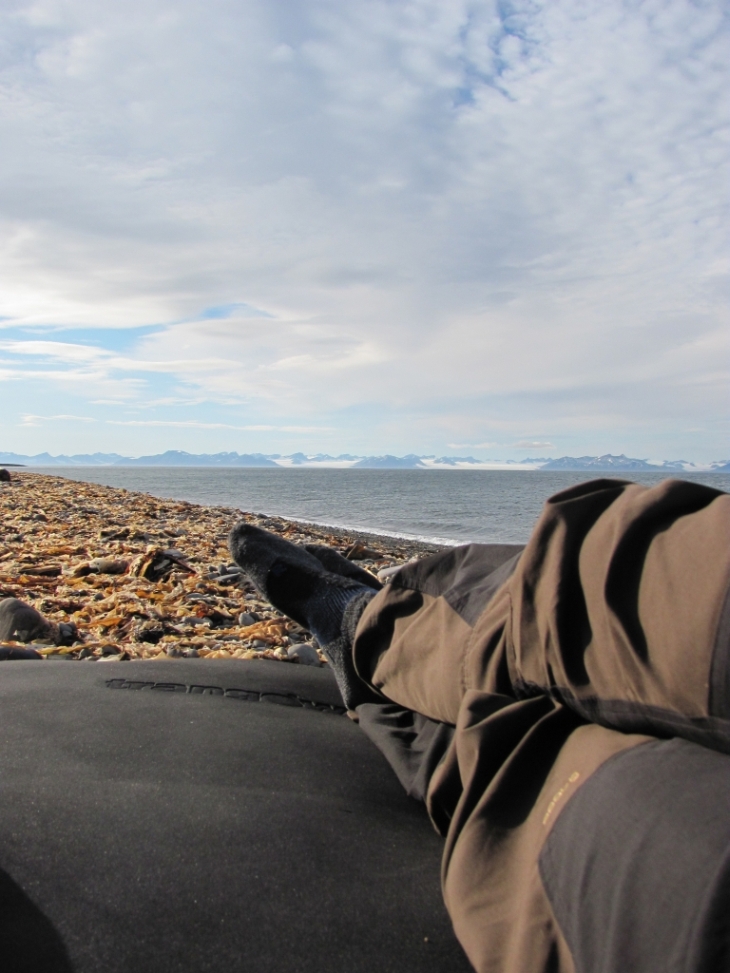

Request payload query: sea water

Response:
[30,467,730,546]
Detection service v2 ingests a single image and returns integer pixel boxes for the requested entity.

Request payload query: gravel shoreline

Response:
[0,471,445,663]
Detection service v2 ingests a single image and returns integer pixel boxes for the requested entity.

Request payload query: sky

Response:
[0,0,728,462]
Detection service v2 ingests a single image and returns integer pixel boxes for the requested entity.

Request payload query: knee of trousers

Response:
[503,482,730,750]
[352,543,521,724]
[437,697,654,973]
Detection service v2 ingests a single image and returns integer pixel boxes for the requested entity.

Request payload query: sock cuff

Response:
[341,588,376,645]
[320,589,381,711]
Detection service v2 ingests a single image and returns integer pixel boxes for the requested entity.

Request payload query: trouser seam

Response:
[710,577,730,720]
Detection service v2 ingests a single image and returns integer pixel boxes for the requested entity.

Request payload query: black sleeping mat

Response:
[0,658,472,972]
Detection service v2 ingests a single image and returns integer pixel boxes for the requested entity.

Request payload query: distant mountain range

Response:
[1,449,728,472]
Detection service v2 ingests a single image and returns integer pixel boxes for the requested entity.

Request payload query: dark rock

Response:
[21,564,62,577]
[0,646,41,660]
[0,469,11,483]
[57,622,78,646]
[238,612,257,627]
[133,622,166,644]
[0,598,57,643]
[89,558,129,575]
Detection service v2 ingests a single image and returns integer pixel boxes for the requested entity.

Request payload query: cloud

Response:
[106,420,330,432]
[0,0,727,459]
[20,413,98,426]
[447,443,499,450]
[513,441,554,450]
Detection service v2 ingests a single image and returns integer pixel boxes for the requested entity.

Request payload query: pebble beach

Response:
[0,471,443,664]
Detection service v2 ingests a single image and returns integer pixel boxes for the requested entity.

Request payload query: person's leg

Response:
[230,521,524,719]
[348,480,730,971]
[228,522,525,811]
[433,699,730,973]
[352,543,524,724]
[357,478,730,752]
[538,735,730,973]
[495,477,730,750]
[229,510,730,973]
[355,703,455,802]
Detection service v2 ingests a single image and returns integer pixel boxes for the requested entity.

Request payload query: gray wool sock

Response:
[318,589,383,711]
[229,523,383,708]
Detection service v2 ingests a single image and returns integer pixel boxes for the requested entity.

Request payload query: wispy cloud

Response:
[20,414,98,426]
[447,443,499,450]
[0,0,727,460]
[106,420,330,433]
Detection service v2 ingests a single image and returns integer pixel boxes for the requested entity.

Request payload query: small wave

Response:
[239,510,464,548]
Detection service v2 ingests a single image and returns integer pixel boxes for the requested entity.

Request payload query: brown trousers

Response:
[351,479,730,973]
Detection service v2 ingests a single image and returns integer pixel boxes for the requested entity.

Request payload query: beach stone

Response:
[89,557,129,575]
[217,572,242,586]
[287,643,321,667]
[252,639,267,648]
[0,598,57,644]
[238,612,257,627]
[0,646,41,660]
[100,643,120,656]
[0,468,11,483]
[57,622,78,646]
[21,563,62,577]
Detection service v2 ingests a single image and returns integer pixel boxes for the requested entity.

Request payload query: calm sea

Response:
[30,467,730,546]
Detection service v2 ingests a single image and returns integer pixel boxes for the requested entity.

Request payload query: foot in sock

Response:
[228,523,382,708]
[228,523,366,642]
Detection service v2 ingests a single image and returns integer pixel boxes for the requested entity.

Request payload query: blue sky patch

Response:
[200,304,273,320]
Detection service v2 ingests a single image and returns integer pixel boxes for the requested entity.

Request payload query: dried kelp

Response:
[0,473,433,664]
